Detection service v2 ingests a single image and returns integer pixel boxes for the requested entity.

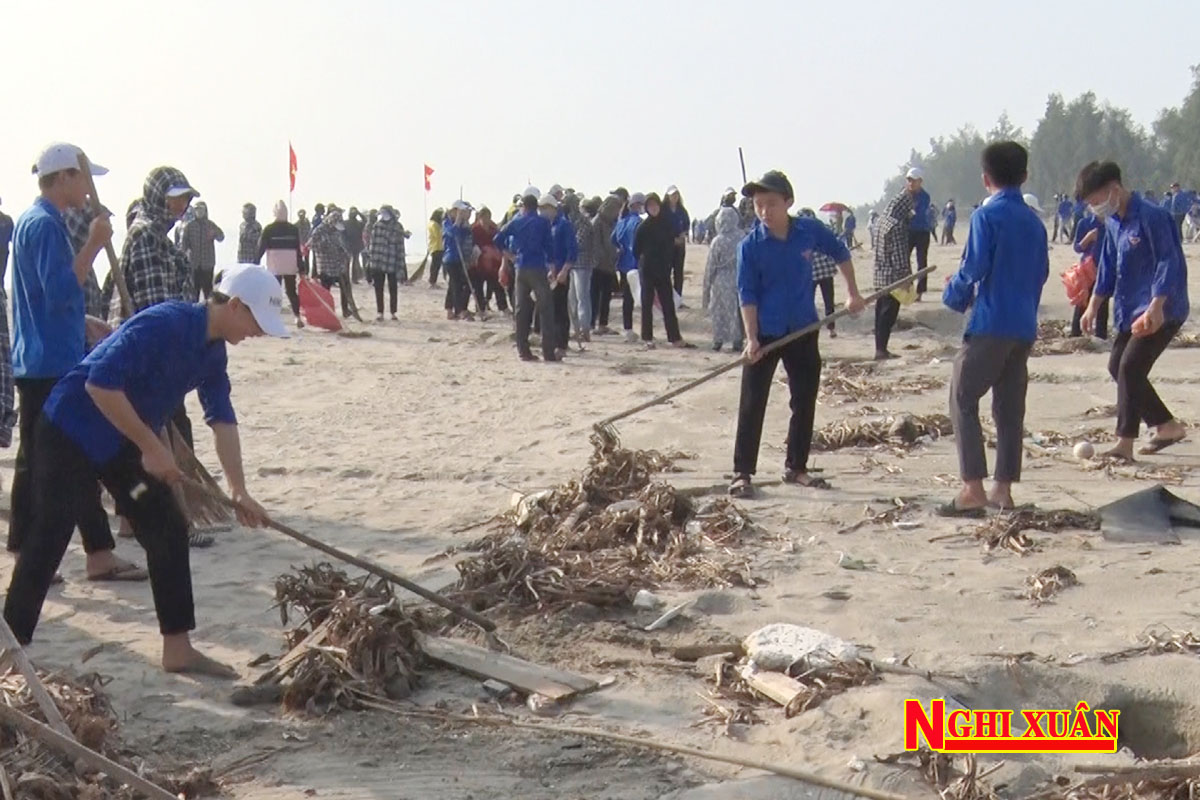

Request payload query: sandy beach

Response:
[4,237,1200,799]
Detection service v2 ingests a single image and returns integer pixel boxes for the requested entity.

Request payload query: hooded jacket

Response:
[238,205,263,264]
[367,214,407,276]
[633,210,676,275]
[180,203,225,273]
[592,195,621,274]
[309,211,351,277]
[120,166,195,312]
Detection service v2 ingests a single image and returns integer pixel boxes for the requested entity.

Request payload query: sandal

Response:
[1099,450,1135,464]
[189,531,216,548]
[783,470,832,490]
[728,474,754,499]
[935,500,987,519]
[1139,436,1185,456]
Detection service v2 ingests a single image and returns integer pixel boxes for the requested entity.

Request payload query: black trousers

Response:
[428,251,444,284]
[372,271,398,315]
[671,243,686,296]
[593,271,615,328]
[733,332,821,476]
[317,274,353,316]
[194,268,214,302]
[909,230,931,293]
[485,276,508,312]
[1070,295,1110,340]
[1174,214,1186,239]
[874,294,901,354]
[552,282,571,351]
[9,379,115,555]
[276,275,300,317]
[444,261,471,314]
[1110,322,1180,439]
[515,269,556,359]
[350,251,363,282]
[640,264,681,342]
[5,419,194,644]
[816,277,836,331]
[468,267,488,311]
[619,271,636,331]
[942,224,956,245]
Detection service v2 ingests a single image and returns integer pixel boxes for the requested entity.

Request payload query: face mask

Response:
[1089,188,1117,220]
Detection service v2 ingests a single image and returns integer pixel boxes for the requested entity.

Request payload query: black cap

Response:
[742,170,794,202]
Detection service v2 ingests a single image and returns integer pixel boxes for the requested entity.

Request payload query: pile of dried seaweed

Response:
[1083,458,1191,485]
[813,414,953,452]
[449,430,754,614]
[1025,565,1079,604]
[707,656,879,719]
[973,510,1100,555]
[0,670,216,799]
[876,749,999,800]
[1035,768,1200,800]
[1096,628,1200,664]
[819,362,944,405]
[273,564,442,713]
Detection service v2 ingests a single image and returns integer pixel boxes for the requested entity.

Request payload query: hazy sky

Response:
[4,0,1197,263]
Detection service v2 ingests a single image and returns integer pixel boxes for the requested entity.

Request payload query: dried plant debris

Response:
[274,564,442,714]
[1084,404,1119,418]
[812,414,953,452]
[1083,459,1191,485]
[706,657,879,719]
[970,510,1100,555]
[1035,767,1200,800]
[1096,628,1200,664]
[1025,565,1080,604]
[449,430,755,614]
[0,670,213,799]
[819,362,944,405]
[876,749,999,800]
[1171,331,1200,348]
[838,498,921,534]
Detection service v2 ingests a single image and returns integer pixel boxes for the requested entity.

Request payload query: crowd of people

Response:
[0,136,1192,677]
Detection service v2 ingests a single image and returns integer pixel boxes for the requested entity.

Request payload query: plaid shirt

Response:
[309,215,351,278]
[180,217,224,272]
[873,190,915,289]
[121,166,194,312]
[0,286,16,447]
[238,220,263,263]
[573,213,599,270]
[810,250,838,282]
[367,217,406,275]
[61,206,108,318]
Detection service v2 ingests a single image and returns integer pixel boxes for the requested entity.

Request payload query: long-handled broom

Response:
[78,153,233,527]
[593,266,938,443]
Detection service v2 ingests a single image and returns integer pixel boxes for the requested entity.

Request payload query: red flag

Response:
[424,163,434,192]
[289,142,298,192]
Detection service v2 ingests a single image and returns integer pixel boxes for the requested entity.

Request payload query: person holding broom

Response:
[4,265,286,678]
[729,170,866,499]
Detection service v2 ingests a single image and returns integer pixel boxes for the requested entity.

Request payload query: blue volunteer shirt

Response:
[44,302,237,467]
[494,211,554,270]
[11,198,86,379]
[442,219,471,265]
[1073,213,1103,263]
[1095,193,1189,333]
[612,214,642,273]
[942,188,1049,342]
[1171,190,1196,215]
[844,213,857,233]
[737,217,851,339]
[1057,199,1073,220]
[551,214,578,270]
[944,206,958,227]
[909,188,932,232]
[668,205,690,238]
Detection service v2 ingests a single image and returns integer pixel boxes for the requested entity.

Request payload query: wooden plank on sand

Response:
[740,668,805,707]
[0,617,74,739]
[415,634,598,701]
[255,619,331,685]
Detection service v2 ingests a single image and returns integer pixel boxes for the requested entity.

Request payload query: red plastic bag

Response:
[298,277,343,332]
[1061,256,1097,308]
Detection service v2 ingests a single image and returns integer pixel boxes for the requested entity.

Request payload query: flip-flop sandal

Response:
[1099,450,1136,464]
[783,470,832,490]
[87,563,149,582]
[935,501,987,519]
[729,475,754,499]
[1139,436,1186,456]
[189,531,216,549]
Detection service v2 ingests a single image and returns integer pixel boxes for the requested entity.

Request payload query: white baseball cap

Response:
[665,185,679,196]
[522,185,541,200]
[1022,193,1044,214]
[906,167,924,181]
[216,265,290,338]
[629,192,647,207]
[451,199,473,211]
[33,143,108,178]
[538,194,558,209]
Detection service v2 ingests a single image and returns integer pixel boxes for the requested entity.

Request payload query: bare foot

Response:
[163,650,238,680]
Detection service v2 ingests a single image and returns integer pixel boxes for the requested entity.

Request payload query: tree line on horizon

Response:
[857,65,1200,219]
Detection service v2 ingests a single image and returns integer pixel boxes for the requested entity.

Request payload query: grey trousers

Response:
[950,336,1032,483]
[514,268,556,359]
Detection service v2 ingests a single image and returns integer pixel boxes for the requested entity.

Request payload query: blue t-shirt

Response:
[551,215,578,270]
[942,188,1049,342]
[45,302,237,466]
[737,217,851,338]
[494,211,554,271]
[612,214,642,273]
[909,189,932,232]
[11,198,86,379]
[1095,193,1189,333]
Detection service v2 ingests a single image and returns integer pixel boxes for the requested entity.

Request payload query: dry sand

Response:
[4,237,1200,799]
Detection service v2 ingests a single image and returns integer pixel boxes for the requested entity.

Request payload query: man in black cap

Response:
[729,170,866,499]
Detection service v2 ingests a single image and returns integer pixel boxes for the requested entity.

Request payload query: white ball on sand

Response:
[1074,441,1095,460]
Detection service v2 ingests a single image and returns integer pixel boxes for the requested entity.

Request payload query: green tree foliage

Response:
[1154,66,1200,188]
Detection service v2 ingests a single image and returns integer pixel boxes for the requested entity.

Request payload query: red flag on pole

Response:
[289,142,298,192]
[424,164,434,192]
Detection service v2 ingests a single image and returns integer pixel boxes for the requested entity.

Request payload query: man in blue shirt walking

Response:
[940,142,1048,517]
[729,171,866,498]
[9,143,147,583]
[906,168,933,299]
[495,193,560,362]
[4,265,286,678]
[1169,182,1195,238]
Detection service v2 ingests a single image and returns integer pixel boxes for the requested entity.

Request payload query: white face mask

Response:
[1089,188,1118,220]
